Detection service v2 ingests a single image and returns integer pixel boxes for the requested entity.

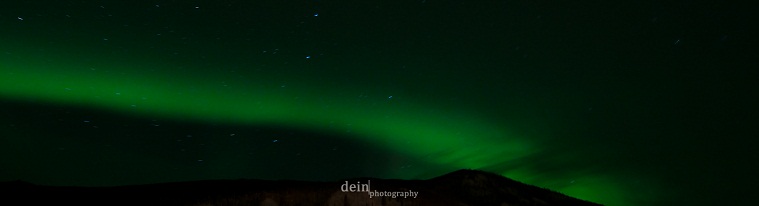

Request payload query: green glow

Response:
[0,51,651,205]
[0,55,535,170]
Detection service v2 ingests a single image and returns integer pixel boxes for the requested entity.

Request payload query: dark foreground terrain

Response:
[0,169,601,206]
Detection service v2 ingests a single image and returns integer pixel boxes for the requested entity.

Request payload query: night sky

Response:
[0,1,755,205]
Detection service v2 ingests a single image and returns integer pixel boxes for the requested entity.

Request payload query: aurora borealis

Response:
[1,1,754,205]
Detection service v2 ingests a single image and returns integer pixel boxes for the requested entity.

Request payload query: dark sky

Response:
[0,1,755,205]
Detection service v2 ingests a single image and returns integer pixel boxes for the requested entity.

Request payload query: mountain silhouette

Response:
[0,169,602,206]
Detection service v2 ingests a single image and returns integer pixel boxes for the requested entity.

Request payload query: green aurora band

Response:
[0,45,658,206]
